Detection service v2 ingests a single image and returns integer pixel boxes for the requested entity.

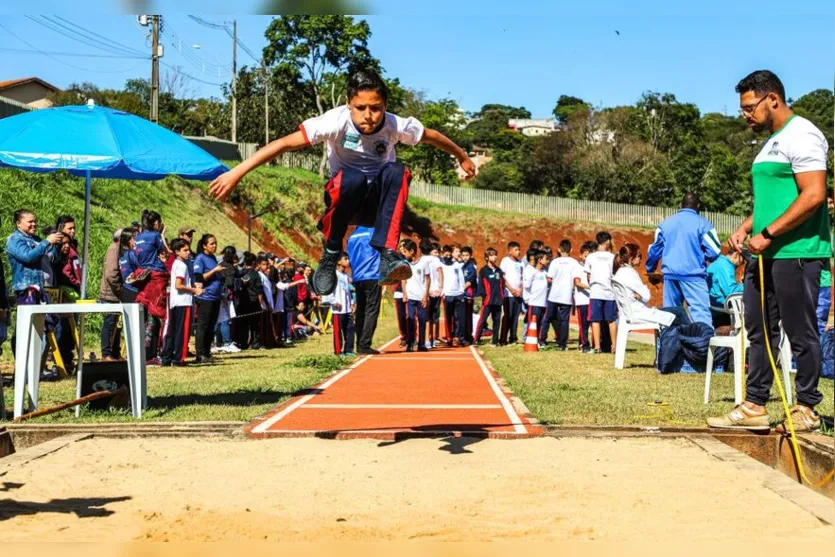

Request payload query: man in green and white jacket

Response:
[708,70,829,433]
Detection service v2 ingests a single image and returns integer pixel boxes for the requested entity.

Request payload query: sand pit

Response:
[1,436,832,541]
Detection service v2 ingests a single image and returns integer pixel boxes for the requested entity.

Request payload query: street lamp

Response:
[747,138,759,158]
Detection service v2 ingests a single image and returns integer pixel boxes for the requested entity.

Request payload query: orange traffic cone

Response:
[523,313,539,353]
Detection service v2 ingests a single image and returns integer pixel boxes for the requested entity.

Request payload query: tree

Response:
[471,161,524,192]
[263,15,380,176]
[792,88,834,177]
[552,95,588,125]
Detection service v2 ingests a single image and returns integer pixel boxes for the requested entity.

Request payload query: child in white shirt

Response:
[585,231,617,354]
[161,239,203,366]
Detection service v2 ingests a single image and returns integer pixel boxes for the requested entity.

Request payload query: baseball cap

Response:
[178,225,196,236]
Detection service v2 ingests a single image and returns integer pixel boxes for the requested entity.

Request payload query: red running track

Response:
[246,337,541,440]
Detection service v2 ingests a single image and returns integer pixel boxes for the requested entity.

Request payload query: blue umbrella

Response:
[0,101,228,297]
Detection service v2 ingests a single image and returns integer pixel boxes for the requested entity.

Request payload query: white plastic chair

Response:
[704,294,792,405]
[611,279,661,370]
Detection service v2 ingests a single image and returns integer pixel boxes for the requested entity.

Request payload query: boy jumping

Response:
[209,70,475,296]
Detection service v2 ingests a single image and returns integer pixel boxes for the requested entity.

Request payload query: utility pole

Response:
[150,15,160,123]
[231,18,237,143]
[264,65,269,148]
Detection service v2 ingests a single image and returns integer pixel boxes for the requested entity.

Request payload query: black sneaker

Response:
[313,249,341,296]
[358,347,380,355]
[377,249,412,286]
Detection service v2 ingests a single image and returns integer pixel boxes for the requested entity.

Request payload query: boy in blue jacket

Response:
[706,250,745,325]
[646,192,721,325]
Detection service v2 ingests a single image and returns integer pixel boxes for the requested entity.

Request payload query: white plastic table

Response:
[13,302,146,419]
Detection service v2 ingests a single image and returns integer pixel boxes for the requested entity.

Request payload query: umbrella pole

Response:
[75,170,92,418]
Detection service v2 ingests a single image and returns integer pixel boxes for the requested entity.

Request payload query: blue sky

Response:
[2,3,833,118]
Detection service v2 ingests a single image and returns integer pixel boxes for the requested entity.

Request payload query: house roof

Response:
[0,77,60,92]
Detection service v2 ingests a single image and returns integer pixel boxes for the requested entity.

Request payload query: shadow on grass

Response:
[148,387,323,409]
[0,495,131,521]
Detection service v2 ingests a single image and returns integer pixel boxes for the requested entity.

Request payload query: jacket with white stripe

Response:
[645,208,721,281]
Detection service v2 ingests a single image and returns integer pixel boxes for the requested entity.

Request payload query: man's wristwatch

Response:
[761,227,775,241]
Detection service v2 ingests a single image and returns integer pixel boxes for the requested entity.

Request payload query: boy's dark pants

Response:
[443,294,466,341]
[475,303,502,345]
[500,296,523,344]
[355,279,382,350]
[576,304,591,350]
[318,162,412,251]
[332,312,356,355]
[161,305,192,365]
[406,300,428,347]
[394,297,407,341]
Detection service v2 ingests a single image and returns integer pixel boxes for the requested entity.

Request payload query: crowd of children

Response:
[390,231,639,354]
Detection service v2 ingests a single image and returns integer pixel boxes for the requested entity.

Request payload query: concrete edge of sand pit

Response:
[0,433,93,474]
[687,434,834,526]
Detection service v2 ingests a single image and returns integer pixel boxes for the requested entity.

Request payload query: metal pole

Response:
[231,19,237,143]
[150,15,159,123]
[264,65,269,148]
[75,169,92,418]
[248,213,252,253]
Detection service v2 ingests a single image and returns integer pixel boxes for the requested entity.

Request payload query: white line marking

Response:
[302,404,502,409]
[251,336,401,434]
[372,357,474,361]
[258,429,528,435]
[469,345,528,434]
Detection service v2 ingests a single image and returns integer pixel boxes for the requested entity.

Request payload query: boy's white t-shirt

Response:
[324,270,353,315]
[573,263,591,306]
[405,256,432,301]
[500,256,525,297]
[524,267,549,308]
[259,271,274,311]
[426,255,443,296]
[585,251,615,301]
[441,260,465,297]
[547,256,582,305]
[521,264,536,303]
[169,259,193,308]
[300,106,425,179]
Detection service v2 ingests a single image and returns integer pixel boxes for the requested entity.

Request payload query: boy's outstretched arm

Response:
[209,131,309,199]
[419,129,476,181]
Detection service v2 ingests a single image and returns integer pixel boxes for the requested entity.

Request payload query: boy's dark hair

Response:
[141,209,162,231]
[580,241,597,253]
[243,252,256,267]
[419,237,433,255]
[118,229,134,252]
[507,241,520,251]
[256,254,269,265]
[339,252,349,261]
[222,245,237,264]
[681,192,701,211]
[13,209,33,224]
[401,239,417,253]
[442,244,453,253]
[558,239,571,254]
[735,70,786,102]
[461,246,472,255]
[55,215,75,231]
[528,240,544,251]
[42,226,56,236]
[485,247,498,260]
[347,69,389,105]
[170,238,189,253]
[543,246,553,258]
[526,248,538,263]
[431,241,441,252]
[536,250,550,264]
[596,231,612,246]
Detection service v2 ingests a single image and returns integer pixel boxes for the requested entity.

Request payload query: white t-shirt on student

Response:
[324,270,353,315]
[259,271,274,311]
[521,264,536,303]
[585,251,615,301]
[426,255,443,296]
[169,259,193,308]
[405,256,433,301]
[300,105,425,179]
[441,260,465,297]
[524,267,549,308]
[500,256,524,297]
[573,264,591,306]
[547,256,582,305]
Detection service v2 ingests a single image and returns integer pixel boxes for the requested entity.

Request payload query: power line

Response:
[187,14,261,65]
[187,15,229,30]
[0,21,147,74]
[160,25,230,75]
[0,47,146,59]
[26,16,142,57]
[160,61,226,87]
[225,26,261,64]
[50,16,147,57]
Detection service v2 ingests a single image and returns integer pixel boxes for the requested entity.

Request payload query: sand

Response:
[1,436,832,542]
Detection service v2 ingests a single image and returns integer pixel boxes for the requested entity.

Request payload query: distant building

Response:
[0,77,60,109]
[507,118,559,137]
[456,144,493,180]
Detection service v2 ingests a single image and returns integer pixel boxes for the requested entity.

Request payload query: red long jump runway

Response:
[246,338,542,440]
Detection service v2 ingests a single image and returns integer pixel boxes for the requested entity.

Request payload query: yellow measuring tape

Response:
[758,257,833,488]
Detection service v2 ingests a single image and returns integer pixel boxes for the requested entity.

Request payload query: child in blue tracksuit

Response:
[474,248,504,346]
[645,195,722,325]
[461,246,478,344]
[706,251,745,327]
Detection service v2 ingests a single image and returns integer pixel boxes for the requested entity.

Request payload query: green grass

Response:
[2,301,401,423]
[483,331,835,428]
